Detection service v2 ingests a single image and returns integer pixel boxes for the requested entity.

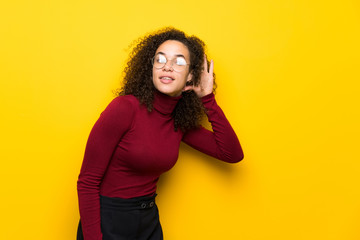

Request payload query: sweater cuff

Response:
[200,92,215,104]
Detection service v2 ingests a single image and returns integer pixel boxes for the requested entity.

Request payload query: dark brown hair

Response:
[115,27,216,132]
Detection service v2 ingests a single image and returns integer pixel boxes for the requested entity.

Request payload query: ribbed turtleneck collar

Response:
[153,90,182,116]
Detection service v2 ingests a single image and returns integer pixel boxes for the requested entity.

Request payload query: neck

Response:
[153,90,182,116]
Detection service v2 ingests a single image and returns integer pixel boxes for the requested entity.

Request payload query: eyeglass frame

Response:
[151,53,190,72]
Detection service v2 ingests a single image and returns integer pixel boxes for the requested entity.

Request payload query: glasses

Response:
[151,53,189,72]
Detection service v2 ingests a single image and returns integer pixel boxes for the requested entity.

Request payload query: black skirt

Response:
[77,193,163,240]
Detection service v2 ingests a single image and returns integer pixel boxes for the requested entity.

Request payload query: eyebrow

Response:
[156,51,186,58]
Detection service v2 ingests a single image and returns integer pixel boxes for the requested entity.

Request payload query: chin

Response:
[153,83,176,97]
[155,87,180,97]
[159,90,177,97]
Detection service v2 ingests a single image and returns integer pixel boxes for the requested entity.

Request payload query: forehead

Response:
[155,40,190,58]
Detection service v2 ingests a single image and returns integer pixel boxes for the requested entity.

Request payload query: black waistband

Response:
[100,193,157,210]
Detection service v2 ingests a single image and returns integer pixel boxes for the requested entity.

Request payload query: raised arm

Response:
[182,55,243,163]
[77,96,135,240]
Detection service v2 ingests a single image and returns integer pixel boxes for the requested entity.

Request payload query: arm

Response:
[182,54,243,163]
[182,93,244,163]
[77,96,135,240]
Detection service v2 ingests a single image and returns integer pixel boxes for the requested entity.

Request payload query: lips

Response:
[159,75,175,84]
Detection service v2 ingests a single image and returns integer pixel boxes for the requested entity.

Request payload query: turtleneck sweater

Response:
[77,91,243,240]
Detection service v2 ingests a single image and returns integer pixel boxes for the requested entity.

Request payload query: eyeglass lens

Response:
[153,54,187,72]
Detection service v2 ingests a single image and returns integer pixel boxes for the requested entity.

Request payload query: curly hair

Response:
[115,27,216,132]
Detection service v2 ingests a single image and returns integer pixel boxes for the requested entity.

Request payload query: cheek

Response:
[181,72,191,82]
[152,69,159,82]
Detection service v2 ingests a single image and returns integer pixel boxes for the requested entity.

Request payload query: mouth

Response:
[159,75,175,84]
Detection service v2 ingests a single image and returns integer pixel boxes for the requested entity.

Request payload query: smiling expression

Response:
[152,40,192,97]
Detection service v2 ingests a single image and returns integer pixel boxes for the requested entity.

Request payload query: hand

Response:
[184,54,214,98]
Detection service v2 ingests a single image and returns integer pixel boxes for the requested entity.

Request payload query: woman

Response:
[77,27,244,240]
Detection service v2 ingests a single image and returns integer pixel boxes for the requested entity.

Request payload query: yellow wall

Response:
[1,0,359,239]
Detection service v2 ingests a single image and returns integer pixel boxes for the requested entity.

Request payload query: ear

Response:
[186,71,193,83]
[182,72,194,92]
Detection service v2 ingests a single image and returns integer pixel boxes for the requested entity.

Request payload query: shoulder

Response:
[101,95,140,118]
[107,95,139,109]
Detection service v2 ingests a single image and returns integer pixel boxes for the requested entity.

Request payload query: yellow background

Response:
[1,0,359,239]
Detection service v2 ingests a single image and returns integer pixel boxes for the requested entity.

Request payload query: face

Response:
[152,40,192,97]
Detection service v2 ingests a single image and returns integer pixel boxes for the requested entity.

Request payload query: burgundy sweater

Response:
[77,91,243,240]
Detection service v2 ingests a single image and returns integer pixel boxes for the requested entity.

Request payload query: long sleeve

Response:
[182,93,244,163]
[77,96,135,240]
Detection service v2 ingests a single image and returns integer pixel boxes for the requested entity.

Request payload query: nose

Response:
[163,61,174,71]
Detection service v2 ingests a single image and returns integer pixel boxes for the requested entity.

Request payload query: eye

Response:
[156,54,167,64]
[176,57,187,66]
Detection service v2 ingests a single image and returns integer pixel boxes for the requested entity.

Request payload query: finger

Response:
[209,59,214,75]
[203,53,208,73]
[183,85,194,92]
